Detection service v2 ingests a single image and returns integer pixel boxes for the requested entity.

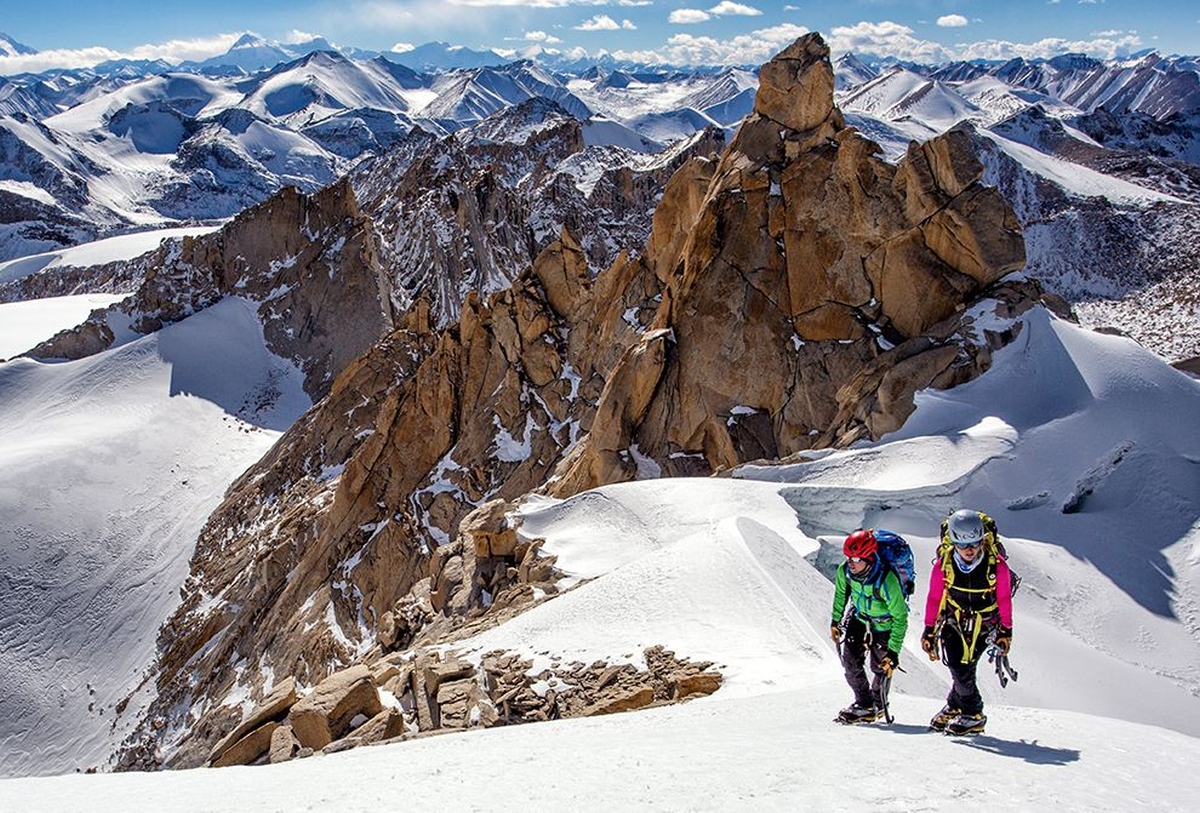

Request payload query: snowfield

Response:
[0,294,128,359]
[0,297,310,779]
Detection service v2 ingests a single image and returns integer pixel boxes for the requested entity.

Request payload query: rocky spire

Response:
[553,32,1027,485]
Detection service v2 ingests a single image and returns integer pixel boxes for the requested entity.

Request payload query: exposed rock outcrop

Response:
[552,35,1026,486]
[28,179,394,400]
[119,33,1044,770]
[203,645,722,768]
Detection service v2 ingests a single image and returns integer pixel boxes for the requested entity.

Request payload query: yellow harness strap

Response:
[936,532,1000,663]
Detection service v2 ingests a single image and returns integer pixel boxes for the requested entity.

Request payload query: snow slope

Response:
[0,293,1197,805]
[980,130,1187,206]
[0,226,219,286]
[0,297,310,778]
[1,685,1196,812]
[0,294,128,358]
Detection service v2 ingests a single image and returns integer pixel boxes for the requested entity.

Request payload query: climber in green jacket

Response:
[830,530,909,724]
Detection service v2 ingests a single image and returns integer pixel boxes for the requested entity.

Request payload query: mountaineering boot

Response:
[944,712,987,735]
[929,704,960,732]
[836,702,879,724]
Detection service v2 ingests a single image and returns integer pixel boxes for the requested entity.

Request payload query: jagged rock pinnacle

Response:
[753,33,838,133]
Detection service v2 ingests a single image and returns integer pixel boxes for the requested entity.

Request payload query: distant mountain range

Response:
[1,31,1198,360]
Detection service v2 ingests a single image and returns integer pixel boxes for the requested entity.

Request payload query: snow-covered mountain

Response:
[2,34,1195,276]
[0,32,36,58]
[0,33,1199,799]
[833,53,878,90]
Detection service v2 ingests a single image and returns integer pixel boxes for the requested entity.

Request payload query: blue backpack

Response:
[873,530,916,598]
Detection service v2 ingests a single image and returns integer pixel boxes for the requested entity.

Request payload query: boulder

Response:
[210,721,278,768]
[336,708,406,744]
[289,665,382,750]
[268,725,302,764]
[208,677,297,766]
[582,687,656,716]
[460,498,520,558]
[673,672,724,701]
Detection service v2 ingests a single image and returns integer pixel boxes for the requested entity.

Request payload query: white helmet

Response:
[948,509,985,546]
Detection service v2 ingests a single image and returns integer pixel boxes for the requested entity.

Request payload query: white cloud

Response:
[829,21,953,63]
[524,30,564,44]
[391,42,416,53]
[447,0,609,5]
[708,2,763,15]
[354,1,417,25]
[282,30,321,44]
[956,32,1142,60]
[0,33,244,74]
[576,15,620,31]
[574,14,636,31]
[670,9,712,24]
[617,0,653,5]
[822,19,1145,62]
[614,22,810,65]
[937,15,970,28]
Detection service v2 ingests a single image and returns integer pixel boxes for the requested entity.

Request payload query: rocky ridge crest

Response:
[27,179,394,399]
[353,98,726,325]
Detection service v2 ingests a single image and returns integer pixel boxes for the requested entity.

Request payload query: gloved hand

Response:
[881,650,899,676]
[994,625,1012,655]
[830,623,842,644]
[921,625,939,661]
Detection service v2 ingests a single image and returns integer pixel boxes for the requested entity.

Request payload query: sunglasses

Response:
[847,556,870,563]
[953,540,983,549]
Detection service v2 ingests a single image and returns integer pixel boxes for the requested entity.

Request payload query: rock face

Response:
[28,179,395,400]
[353,98,726,326]
[553,33,1026,481]
[119,33,1041,770]
[976,109,1200,363]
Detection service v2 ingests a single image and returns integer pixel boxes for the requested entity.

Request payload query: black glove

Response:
[881,650,899,676]
[921,625,939,661]
[830,623,842,643]
[994,625,1012,655]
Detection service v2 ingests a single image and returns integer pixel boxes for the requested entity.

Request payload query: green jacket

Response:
[831,563,909,652]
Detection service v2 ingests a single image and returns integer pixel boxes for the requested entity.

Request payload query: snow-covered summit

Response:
[0,32,36,58]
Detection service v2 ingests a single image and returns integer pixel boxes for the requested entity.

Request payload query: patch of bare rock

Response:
[206,645,721,767]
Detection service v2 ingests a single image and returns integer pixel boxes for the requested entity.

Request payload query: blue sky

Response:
[1,0,1197,72]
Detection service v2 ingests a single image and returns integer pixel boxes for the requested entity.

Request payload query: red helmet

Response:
[843,529,877,559]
